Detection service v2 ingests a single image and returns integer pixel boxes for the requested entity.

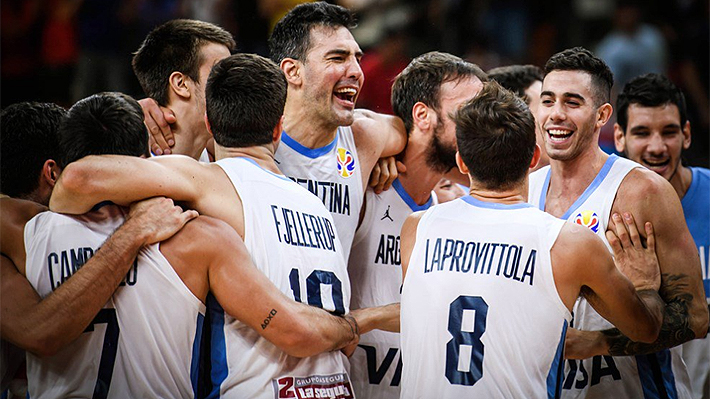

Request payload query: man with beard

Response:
[613,73,709,399]
[347,51,486,399]
[527,47,706,399]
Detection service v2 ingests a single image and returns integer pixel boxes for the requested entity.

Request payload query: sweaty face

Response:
[538,71,602,162]
[427,77,484,172]
[616,103,690,182]
[300,26,363,128]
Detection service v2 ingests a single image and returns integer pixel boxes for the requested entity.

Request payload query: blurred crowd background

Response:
[2,0,708,166]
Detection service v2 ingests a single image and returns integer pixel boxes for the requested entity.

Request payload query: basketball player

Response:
[487,64,549,170]
[348,51,486,398]
[0,102,196,395]
[50,54,395,398]
[28,91,360,398]
[133,19,234,160]
[613,73,710,399]
[399,81,665,399]
[528,47,707,398]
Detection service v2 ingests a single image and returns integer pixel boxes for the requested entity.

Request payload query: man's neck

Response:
[214,143,283,175]
[545,146,609,216]
[397,134,446,205]
[282,97,339,149]
[469,182,527,205]
[168,102,210,160]
[669,164,693,200]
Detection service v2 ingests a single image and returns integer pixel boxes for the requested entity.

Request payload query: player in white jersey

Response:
[133,19,235,159]
[400,82,665,399]
[347,52,486,399]
[268,2,407,260]
[612,74,710,399]
[529,48,707,399]
[51,54,396,399]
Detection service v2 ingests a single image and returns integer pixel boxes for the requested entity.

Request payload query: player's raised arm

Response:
[554,217,664,344]
[49,154,212,214]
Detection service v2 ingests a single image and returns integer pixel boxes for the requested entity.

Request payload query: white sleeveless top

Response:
[400,196,570,399]
[348,179,436,399]
[275,126,365,262]
[24,205,205,399]
[529,154,693,399]
[207,157,353,399]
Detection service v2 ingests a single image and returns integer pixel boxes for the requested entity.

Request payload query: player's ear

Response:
[281,58,301,86]
[455,151,469,175]
[42,159,62,188]
[273,116,284,144]
[530,144,541,170]
[596,103,613,128]
[613,123,626,153]
[204,113,213,136]
[412,102,430,132]
[682,120,691,150]
[169,71,191,100]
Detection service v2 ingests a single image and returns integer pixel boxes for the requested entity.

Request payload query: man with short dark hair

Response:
[488,64,548,170]
[614,73,710,399]
[50,53,393,399]
[528,47,706,399]
[348,51,486,398]
[398,81,665,398]
[268,1,407,261]
[133,19,234,159]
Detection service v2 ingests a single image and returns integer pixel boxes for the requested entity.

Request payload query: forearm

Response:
[9,220,148,355]
[282,304,358,357]
[602,288,695,356]
[351,302,400,334]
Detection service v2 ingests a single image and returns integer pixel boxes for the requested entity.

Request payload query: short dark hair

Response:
[454,81,536,190]
[59,92,149,166]
[206,54,287,148]
[392,51,487,133]
[132,19,236,105]
[616,73,687,132]
[269,1,356,63]
[487,64,543,103]
[544,47,614,106]
[1,102,66,198]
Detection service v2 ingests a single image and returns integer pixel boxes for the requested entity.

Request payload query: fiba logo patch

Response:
[336,147,356,178]
[574,210,600,233]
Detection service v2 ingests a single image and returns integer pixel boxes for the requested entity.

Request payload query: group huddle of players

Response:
[1,2,708,399]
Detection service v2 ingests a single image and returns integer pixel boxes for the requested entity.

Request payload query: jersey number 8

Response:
[445,295,488,386]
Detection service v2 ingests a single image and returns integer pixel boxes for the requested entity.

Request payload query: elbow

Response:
[277,323,324,358]
[49,163,95,212]
[18,334,63,358]
[690,306,709,339]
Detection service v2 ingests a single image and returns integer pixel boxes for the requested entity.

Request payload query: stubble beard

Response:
[426,120,457,174]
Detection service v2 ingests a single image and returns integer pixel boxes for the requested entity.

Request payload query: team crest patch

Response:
[574,210,600,233]
[336,147,356,178]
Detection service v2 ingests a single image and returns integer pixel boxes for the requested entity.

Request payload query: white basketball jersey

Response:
[275,126,364,261]
[349,179,436,399]
[23,205,206,399]
[400,196,571,399]
[208,157,353,399]
[529,154,693,399]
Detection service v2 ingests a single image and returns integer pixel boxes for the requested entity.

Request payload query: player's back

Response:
[401,196,570,399]
[23,205,205,399]
[209,157,353,399]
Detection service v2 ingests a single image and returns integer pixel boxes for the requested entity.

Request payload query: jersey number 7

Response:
[84,308,120,399]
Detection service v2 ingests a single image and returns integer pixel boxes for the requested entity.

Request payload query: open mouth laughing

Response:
[334,87,357,107]
[546,128,573,144]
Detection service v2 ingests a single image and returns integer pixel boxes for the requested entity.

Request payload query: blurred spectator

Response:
[1,0,42,107]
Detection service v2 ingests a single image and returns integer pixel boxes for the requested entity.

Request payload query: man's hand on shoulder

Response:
[124,197,199,246]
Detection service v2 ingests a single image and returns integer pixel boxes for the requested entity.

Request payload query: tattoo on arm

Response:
[261,309,278,330]
[603,274,696,356]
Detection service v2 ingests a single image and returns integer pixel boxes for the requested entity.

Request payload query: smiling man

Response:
[528,47,707,399]
[269,2,406,261]
[614,73,710,399]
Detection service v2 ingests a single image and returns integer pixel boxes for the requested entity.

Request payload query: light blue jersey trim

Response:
[538,154,620,219]
[190,313,205,398]
[391,178,433,212]
[281,130,338,159]
[546,321,568,399]
[462,195,535,210]
[206,294,228,399]
[636,349,678,399]
[237,157,293,182]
